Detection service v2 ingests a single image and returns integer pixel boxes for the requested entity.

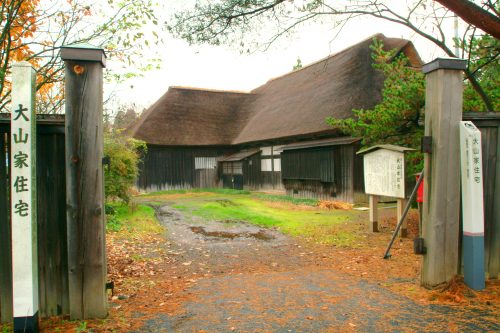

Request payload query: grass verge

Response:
[105,202,162,236]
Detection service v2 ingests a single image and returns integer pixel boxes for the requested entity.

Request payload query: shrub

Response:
[104,131,146,203]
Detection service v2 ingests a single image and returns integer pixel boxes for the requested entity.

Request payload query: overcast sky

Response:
[106,1,459,111]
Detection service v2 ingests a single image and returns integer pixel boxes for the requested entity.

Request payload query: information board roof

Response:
[356,144,415,155]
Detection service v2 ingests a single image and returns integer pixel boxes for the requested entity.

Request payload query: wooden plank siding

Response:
[464,113,500,279]
[243,153,261,189]
[137,145,236,191]
[281,144,361,202]
[0,128,12,322]
[259,171,284,191]
[37,124,68,317]
[353,142,367,203]
[0,120,68,322]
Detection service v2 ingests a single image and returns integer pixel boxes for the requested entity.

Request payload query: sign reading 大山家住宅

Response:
[10,62,39,332]
[460,121,485,290]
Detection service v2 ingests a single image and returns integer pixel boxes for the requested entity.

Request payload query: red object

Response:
[416,173,424,203]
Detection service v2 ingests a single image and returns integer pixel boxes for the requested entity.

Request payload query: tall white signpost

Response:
[459,121,485,290]
[11,62,39,332]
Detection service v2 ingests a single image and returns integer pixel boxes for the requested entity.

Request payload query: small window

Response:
[195,157,217,170]
[222,161,243,175]
[273,158,281,172]
[223,162,232,174]
[233,162,243,175]
[261,158,272,171]
[261,146,272,156]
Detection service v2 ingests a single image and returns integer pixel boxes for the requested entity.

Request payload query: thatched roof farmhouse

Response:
[128,34,422,202]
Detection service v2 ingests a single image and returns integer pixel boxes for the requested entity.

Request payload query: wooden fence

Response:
[0,115,68,322]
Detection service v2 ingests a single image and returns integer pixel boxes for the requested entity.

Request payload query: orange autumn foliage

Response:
[1,0,39,63]
[1,1,40,102]
[1,0,63,111]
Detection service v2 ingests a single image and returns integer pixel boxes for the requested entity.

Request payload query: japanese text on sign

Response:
[363,149,406,199]
[11,103,32,217]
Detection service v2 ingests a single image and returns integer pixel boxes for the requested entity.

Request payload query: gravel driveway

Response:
[130,204,499,333]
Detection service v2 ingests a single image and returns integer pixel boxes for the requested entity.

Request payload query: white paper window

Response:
[273,158,281,172]
[261,146,272,156]
[195,157,217,170]
[272,146,284,155]
[261,158,272,171]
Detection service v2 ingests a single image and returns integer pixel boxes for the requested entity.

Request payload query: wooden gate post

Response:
[61,44,107,319]
[421,58,467,288]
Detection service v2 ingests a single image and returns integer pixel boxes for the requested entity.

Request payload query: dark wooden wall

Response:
[259,171,283,190]
[352,142,366,203]
[464,113,500,279]
[37,124,68,317]
[281,145,359,202]
[0,119,68,322]
[141,143,363,201]
[0,130,12,323]
[137,145,236,191]
[243,153,261,189]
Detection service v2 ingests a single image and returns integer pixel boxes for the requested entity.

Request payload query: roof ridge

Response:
[170,86,252,95]
[252,33,387,90]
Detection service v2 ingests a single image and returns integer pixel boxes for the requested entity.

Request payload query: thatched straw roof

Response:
[126,87,255,146]
[128,34,421,146]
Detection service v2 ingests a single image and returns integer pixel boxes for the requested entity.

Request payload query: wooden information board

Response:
[363,149,405,199]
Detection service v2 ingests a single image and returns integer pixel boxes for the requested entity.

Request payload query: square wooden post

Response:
[61,44,107,319]
[369,195,379,232]
[397,199,407,238]
[421,58,467,288]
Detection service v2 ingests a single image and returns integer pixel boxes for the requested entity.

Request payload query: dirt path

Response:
[122,204,498,333]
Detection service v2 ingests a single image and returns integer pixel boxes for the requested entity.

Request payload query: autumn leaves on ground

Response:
[35,190,499,332]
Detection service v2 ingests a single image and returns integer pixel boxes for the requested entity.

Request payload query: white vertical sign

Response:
[459,121,485,290]
[11,62,39,330]
[460,121,484,235]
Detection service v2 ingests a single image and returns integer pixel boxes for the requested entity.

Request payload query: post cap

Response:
[12,61,34,69]
[422,57,467,74]
[60,43,106,67]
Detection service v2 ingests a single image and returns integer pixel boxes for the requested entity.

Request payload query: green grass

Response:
[255,193,319,206]
[152,191,364,247]
[1,324,12,333]
[105,202,162,235]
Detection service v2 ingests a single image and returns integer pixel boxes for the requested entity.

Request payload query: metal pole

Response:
[383,170,424,259]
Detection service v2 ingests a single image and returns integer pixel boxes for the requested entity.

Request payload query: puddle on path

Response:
[189,226,275,241]
[154,204,286,246]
